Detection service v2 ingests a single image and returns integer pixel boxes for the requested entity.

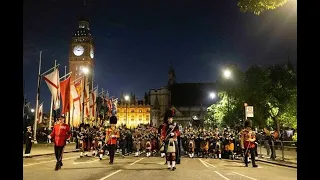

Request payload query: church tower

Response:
[68,0,94,90]
[167,62,177,88]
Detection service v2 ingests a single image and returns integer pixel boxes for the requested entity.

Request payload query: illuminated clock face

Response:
[90,48,94,58]
[73,45,84,56]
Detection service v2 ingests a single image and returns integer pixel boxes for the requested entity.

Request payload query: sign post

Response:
[245,106,254,120]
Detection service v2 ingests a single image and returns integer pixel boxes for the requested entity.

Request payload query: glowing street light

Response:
[124,95,130,101]
[31,109,35,113]
[223,69,231,79]
[82,67,89,75]
[209,92,216,99]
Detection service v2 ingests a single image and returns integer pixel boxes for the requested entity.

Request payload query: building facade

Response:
[147,65,216,127]
[68,18,94,90]
[149,87,170,127]
[117,101,151,128]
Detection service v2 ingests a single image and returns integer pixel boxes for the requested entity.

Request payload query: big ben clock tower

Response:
[68,18,94,90]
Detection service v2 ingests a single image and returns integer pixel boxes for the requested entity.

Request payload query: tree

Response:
[243,65,270,127]
[237,0,289,15]
[265,63,297,131]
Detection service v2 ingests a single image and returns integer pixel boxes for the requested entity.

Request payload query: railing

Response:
[258,140,297,163]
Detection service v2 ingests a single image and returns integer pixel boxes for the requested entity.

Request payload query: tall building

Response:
[149,88,170,126]
[148,64,216,127]
[68,18,94,90]
[117,99,151,128]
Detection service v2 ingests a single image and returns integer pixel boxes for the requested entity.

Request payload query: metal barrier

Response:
[257,140,296,163]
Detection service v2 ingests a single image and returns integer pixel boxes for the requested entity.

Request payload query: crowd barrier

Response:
[258,140,297,163]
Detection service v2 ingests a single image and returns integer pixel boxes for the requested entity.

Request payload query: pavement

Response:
[23,152,297,180]
[256,145,297,168]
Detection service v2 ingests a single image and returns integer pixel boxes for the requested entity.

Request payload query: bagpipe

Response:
[158,123,177,152]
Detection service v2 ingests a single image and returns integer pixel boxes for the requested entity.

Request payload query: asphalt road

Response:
[23,152,297,180]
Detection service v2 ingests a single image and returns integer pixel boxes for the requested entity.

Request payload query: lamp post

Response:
[31,109,35,113]
[81,67,89,124]
[124,95,129,126]
[223,69,232,126]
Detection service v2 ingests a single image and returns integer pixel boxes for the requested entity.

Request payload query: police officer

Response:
[48,115,71,170]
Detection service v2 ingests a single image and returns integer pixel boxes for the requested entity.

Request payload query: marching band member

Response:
[48,115,71,171]
[240,119,258,167]
[161,109,179,171]
[105,116,119,164]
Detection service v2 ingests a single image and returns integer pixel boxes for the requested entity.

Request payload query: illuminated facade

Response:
[117,103,151,128]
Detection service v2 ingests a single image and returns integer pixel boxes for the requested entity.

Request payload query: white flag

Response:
[43,69,60,110]
[38,103,43,123]
[89,89,97,118]
[71,81,82,127]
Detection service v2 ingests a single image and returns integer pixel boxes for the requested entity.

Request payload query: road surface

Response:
[23,152,296,180]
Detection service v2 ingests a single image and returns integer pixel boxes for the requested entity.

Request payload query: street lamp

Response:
[209,92,216,99]
[31,109,35,113]
[223,69,231,79]
[81,67,89,124]
[124,95,130,126]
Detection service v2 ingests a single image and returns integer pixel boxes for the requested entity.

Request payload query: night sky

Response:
[23,0,297,112]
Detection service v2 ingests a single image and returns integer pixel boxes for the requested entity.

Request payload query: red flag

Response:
[60,76,71,114]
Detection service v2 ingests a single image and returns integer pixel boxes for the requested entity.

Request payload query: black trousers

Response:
[25,141,32,154]
[54,145,65,163]
[108,144,116,163]
[121,140,127,155]
[244,148,256,166]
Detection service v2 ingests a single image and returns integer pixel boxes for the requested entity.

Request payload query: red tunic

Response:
[50,123,71,147]
[106,127,119,145]
[241,128,256,149]
[161,123,178,141]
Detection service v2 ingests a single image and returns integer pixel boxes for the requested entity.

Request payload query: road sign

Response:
[245,106,254,118]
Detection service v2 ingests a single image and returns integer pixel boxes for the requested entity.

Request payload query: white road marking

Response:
[203,161,216,168]
[73,159,99,165]
[129,158,144,166]
[23,156,78,167]
[214,171,230,180]
[98,170,122,180]
[199,159,208,167]
[232,172,258,180]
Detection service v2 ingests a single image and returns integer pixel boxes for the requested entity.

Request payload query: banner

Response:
[60,76,71,114]
[43,69,60,110]
[71,80,82,127]
[37,103,43,123]
[89,89,97,118]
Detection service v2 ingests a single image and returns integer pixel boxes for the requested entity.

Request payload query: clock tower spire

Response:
[68,0,94,90]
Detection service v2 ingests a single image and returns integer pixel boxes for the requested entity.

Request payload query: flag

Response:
[89,88,97,118]
[71,80,82,127]
[43,69,60,110]
[83,82,90,118]
[38,103,43,123]
[60,76,71,114]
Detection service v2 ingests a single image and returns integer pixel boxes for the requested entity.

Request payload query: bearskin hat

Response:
[244,119,252,128]
[110,115,117,124]
[163,109,175,123]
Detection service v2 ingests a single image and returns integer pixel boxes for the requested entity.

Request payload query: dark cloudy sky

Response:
[23,0,297,112]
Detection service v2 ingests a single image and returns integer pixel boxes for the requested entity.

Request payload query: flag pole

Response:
[33,51,42,143]
[65,66,71,126]
[95,85,98,126]
[48,60,57,130]
[23,94,26,120]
